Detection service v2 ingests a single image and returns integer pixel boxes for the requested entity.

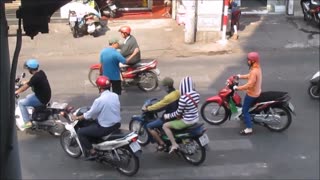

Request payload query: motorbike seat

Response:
[172,122,205,134]
[101,129,132,141]
[255,91,289,104]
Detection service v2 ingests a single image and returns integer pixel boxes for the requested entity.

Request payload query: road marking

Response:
[209,139,253,151]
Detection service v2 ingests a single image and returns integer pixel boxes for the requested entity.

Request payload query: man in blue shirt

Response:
[100,38,127,95]
[73,76,121,160]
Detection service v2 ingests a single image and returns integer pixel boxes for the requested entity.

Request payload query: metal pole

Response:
[0,2,22,179]
[218,0,229,44]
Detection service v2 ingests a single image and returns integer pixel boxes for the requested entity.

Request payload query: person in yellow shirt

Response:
[142,77,180,151]
[234,52,262,135]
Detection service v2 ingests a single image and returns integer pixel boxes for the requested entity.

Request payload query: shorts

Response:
[110,80,122,95]
[168,119,192,130]
[146,119,164,129]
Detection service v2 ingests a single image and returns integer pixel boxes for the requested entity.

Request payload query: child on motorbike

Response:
[142,77,180,151]
[162,76,200,154]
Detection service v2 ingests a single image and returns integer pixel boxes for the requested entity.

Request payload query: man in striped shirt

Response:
[162,76,200,153]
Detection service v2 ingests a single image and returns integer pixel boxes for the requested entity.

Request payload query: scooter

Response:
[88,60,160,92]
[301,0,320,26]
[59,106,141,176]
[308,71,320,99]
[200,75,295,132]
[128,98,209,166]
[98,0,118,18]
[68,1,102,38]
[15,73,68,136]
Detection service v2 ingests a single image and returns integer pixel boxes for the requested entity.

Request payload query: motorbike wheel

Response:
[48,123,65,137]
[200,101,228,125]
[180,139,206,166]
[137,71,158,92]
[60,130,82,158]
[88,69,100,87]
[129,120,150,146]
[115,147,140,176]
[308,84,320,99]
[264,106,292,132]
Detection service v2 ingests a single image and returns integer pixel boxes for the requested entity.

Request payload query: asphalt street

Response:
[15,50,319,179]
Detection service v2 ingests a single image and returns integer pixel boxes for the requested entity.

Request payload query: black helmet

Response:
[160,77,174,87]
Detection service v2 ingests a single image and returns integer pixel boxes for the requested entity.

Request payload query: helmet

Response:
[24,59,39,70]
[160,77,174,87]
[247,52,260,64]
[96,76,111,89]
[118,26,131,34]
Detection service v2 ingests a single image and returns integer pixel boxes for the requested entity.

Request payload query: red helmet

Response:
[247,52,260,64]
[119,26,131,34]
[96,76,111,89]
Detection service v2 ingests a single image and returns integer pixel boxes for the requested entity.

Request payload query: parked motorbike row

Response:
[301,0,320,26]
[308,71,320,99]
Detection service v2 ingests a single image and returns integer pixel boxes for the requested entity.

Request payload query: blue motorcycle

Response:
[129,98,209,166]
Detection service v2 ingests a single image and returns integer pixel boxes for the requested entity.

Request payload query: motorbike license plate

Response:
[69,16,77,22]
[110,4,117,10]
[154,68,160,76]
[129,141,141,153]
[199,133,209,146]
[288,102,295,112]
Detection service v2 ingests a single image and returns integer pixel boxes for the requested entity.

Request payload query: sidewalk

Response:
[7,14,320,59]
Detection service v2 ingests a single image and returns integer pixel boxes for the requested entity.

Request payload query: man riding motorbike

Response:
[118,26,141,66]
[234,52,263,135]
[72,76,121,160]
[15,59,52,129]
[142,77,180,151]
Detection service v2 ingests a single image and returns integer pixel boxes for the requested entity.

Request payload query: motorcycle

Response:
[200,75,295,132]
[59,106,141,176]
[97,0,118,18]
[301,0,320,26]
[89,60,160,92]
[308,71,320,99]
[128,98,209,166]
[68,2,102,38]
[15,73,68,136]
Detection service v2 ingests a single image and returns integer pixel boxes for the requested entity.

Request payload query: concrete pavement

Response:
[7,14,320,60]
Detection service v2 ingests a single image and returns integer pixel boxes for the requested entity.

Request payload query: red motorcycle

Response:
[88,60,160,92]
[200,75,295,132]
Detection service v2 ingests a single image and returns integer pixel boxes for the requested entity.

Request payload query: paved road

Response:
[16,50,319,179]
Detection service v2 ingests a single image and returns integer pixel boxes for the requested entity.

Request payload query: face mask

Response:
[28,69,33,74]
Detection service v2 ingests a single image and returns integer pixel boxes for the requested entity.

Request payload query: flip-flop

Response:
[156,144,166,152]
[169,146,179,154]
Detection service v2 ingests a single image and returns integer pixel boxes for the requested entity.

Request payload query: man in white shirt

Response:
[73,76,121,160]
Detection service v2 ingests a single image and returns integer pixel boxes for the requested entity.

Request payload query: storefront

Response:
[237,0,290,14]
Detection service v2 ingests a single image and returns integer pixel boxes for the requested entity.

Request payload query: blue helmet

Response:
[24,59,39,70]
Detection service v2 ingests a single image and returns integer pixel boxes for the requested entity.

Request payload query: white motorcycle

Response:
[67,2,102,38]
[308,71,320,99]
[15,73,68,136]
[59,106,141,176]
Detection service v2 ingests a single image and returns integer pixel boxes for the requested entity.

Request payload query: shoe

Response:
[21,122,32,129]
[239,128,253,136]
[169,145,179,154]
[84,153,97,161]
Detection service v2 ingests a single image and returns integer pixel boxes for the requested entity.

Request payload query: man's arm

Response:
[15,84,29,95]
[120,44,131,57]
[239,73,250,79]
[147,94,176,112]
[237,71,256,91]
[126,48,139,63]
[83,99,101,120]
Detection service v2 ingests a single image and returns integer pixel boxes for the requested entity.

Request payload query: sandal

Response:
[169,145,179,154]
[156,144,166,152]
[239,128,253,136]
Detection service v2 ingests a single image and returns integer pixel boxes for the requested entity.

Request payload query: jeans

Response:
[18,93,44,123]
[242,94,257,129]
[146,118,164,129]
[77,121,120,152]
